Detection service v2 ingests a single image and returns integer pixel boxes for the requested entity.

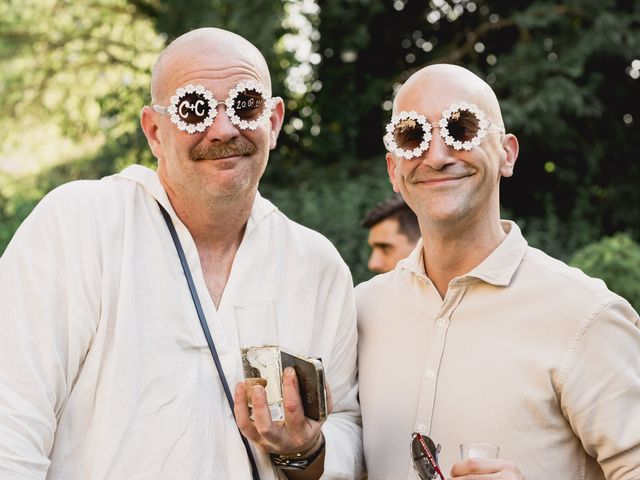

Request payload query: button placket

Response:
[413,284,466,436]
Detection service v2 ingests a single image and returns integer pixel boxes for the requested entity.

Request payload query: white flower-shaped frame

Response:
[384,111,432,159]
[384,101,505,157]
[224,80,276,131]
[438,101,490,151]
[167,84,217,134]
[152,80,275,134]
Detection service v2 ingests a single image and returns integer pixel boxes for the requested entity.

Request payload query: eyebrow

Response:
[370,241,394,248]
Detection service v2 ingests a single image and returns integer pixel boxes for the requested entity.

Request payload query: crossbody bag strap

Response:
[158,202,261,480]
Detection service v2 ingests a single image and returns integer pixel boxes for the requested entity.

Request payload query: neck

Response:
[161,180,257,308]
[421,215,506,299]
[161,174,256,249]
[172,194,254,249]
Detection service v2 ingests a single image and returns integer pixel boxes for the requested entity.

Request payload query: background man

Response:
[0,28,362,480]
[361,194,420,274]
[356,64,640,479]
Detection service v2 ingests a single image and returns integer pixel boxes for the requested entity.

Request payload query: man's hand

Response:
[450,458,525,479]
[234,366,331,456]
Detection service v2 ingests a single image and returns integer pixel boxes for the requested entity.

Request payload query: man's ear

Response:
[140,106,164,159]
[499,133,519,177]
[386,152,400,192]
[268,97,285,150]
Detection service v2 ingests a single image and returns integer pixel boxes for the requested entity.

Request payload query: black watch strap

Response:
[270,435,326,471]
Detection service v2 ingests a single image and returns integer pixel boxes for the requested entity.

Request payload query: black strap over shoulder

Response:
[158,201,261,480]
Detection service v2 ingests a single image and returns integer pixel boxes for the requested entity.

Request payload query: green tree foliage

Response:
[570,233,640,311]
[263,157,391,283]
[0,0,163,145]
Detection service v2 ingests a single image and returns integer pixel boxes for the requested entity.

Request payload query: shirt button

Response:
[436,318,445,327]
[426,369,435,378]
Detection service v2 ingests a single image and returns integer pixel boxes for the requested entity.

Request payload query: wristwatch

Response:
[270,434,326,470]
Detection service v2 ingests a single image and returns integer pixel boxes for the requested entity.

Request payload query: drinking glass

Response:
[460,443,500,460]
[234,301,283,421]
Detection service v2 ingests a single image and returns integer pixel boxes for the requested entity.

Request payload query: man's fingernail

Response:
[245,377,267,388]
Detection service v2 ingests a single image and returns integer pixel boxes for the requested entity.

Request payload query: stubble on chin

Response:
[195,148,267,205]
[403,181,466,224]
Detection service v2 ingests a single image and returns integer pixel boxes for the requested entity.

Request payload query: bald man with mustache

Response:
[356,64,640,479]
[0,28,363,480]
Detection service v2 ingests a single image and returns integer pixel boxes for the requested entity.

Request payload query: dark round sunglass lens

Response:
[176,92,212,125]
[446,109,480,142]
[394,119,424,150]
[233,90,265,120]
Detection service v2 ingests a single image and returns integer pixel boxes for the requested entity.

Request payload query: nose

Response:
[368,251,386,274]
[203,104,241,143]
[421,128,455,170]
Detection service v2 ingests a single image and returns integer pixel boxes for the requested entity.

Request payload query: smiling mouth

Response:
[413,175,470,185]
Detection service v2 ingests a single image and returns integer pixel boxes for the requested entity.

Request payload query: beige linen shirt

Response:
[0,165,363,479]
[356,221,640,480]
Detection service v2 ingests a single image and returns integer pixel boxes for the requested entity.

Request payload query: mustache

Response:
[190,139,257,161]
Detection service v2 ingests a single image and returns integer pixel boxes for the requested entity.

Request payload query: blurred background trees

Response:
[1,0,639,292]
[570,233,640,311]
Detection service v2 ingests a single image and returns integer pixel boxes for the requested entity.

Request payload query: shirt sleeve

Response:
[318,262,364,479]
[0,186,100,479]
[559,298,640,479]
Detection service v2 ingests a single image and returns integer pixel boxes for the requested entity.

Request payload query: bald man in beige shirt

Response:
[356,64,640,479]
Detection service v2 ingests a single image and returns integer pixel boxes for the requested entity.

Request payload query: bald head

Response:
[151,28,271,102]
[395,64,503,126]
